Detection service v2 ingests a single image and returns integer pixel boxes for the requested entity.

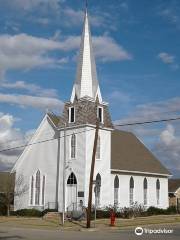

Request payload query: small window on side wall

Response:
[69,107,75,123]
[97,107,103,123]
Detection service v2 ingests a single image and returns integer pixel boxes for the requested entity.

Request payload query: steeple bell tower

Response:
[70,5,102,103]
[61,3,113,129]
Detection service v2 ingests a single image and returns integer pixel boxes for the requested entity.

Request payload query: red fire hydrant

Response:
[110,209,116,226]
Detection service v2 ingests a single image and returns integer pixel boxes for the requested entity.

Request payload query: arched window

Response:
[96,173,101,207]
[143,178,148,205]
[71,134,76,159]
[156,179,160,205]
[129,177,134,206]
[35,170,40,205]
[42,175,45,205]
[114,175,119,206]
[67,172,77,210]
[96,136,100,159]
[30,176,34,205]
[67,172,77,185]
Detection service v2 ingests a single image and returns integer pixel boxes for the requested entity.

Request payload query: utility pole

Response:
[87,120,99,228]
[62,123,66,225]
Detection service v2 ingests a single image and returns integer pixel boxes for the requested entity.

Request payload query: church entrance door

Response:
[67,172,77,211]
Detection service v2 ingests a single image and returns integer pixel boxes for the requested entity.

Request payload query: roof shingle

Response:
[111,130,170,176]
[168,179,180,192]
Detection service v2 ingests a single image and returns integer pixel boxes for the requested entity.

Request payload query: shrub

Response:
[147,206,165,215]
[42,209,57,216]
[0,204,7,216]
[90,204,178,219]
[147,206,177,216]
[11,209,43,217]
[166,206,177,214]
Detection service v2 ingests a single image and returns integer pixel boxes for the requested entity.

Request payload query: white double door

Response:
[66,184,77,211]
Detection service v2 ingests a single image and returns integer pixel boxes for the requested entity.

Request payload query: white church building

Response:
[12,7,170,212]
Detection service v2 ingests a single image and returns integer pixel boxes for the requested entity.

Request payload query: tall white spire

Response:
[70,5,102,103]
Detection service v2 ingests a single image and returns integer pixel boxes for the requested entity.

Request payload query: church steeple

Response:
[70,3,102,103]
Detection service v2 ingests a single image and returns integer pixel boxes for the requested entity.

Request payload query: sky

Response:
[0,0,180,177]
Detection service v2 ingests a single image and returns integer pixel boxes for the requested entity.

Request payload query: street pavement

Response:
[0,225,180,240]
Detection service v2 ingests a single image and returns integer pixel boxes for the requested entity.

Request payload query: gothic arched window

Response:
[143,178,148,205]
[114,175,119,206]
[30,176,34,205]
[71,134,76,159]
[35,170,40,205]
[67,172,77,185]
[129,177,134,206]
[96,173,101,207]
[96,136,100,159]
[156,179,160,205]
[42,175,45,205]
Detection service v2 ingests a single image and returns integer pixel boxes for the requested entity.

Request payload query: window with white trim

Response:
[30,176,34,205]
[143,178,148,206]
[69,107,75,123]
[71,134,76,159]
[67,172,77,185]
[156,179,160,205]
[129,176,134,206]
[42,175,45,205]
[96,173,101,207]
[96,136,100,159]
[29,170,46,206]
[97,107,103,123]
[35,170,40,205]
[114,175,119,206]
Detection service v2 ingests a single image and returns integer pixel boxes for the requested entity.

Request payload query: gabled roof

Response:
[111,130,170,176]
[47,112,69,128]
[47,112,61,127]
[168,179,180,192]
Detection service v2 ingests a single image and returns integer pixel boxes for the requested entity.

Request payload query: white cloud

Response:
[0,33,132,79]
[0,93,64,111]
[0,33,76,78]
[63,7,110,28]
[159,6,180,29]
[115,97,180,126]
[0,112,36,171]
[1,81,58,98]
[160,124,176,145]
[93,36,132,62]
[158,52,179,70]
[158,52,175,64]
[120,2,129,10]
[107,90,131,103]
[0,113,23,170]
[155,124,180,174]
[2,0,62,13]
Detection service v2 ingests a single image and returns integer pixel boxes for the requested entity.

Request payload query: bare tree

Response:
[0,173,28,216]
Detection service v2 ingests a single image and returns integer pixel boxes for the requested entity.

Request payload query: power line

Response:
[0,127,95,154]
[2,110,180,146]
[0,128,58,146]
[0,116,180,154]
[114,116,180,127]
